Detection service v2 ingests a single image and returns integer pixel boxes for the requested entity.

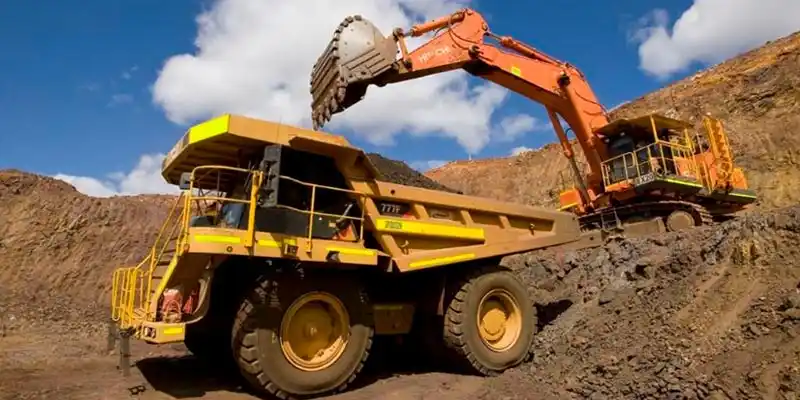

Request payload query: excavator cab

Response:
[595,114,702,196]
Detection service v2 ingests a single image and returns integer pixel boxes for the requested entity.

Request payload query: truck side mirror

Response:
[179,172,192,190]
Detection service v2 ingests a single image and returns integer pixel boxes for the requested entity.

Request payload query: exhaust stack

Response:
[310,15,398,130]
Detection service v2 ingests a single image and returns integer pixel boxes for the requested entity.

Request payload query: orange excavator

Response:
[309,8,756,233]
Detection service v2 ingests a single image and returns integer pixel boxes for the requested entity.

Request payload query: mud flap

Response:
[106,320,118,353]
[119,329,131,377]
[107,320,133,377]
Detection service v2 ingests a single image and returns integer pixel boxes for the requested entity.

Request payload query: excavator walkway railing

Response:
[109,164,369,336]
[601,140,702,193]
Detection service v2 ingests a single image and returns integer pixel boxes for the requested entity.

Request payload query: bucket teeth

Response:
[309,15,398,130]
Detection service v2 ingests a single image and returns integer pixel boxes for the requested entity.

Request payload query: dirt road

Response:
[0,325,485,400]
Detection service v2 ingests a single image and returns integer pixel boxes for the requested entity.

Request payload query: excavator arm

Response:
[310,9,611,206]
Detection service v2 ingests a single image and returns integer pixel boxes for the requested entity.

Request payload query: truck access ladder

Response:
[110,192,186,333]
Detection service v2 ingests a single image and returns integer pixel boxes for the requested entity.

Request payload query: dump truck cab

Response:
[596,114,701,194]
[110,114,599,399]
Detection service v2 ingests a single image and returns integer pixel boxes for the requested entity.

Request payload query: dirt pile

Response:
[424,143,571,208]
[366,153,460,193]
[427,31,800,211]
[0,170,175,327]
[477,205,800,399]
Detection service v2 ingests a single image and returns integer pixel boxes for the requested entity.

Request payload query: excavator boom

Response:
[309,7,757,234]
[310,8,610,205]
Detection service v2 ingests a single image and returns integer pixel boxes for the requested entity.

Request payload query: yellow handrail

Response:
[184,166,368,244]
[111,163,375,330]
[110,190,185,329]
[142,193,186,316]
[601,140,699,187]
[278,175,368,242]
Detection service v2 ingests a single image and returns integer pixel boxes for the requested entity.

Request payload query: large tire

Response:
[231,269,374,399]
[442,265,536,375]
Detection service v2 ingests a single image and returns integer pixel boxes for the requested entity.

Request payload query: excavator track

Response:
[578,200,713,233]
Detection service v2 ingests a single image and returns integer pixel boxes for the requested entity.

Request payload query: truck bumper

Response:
[139,321,186,344]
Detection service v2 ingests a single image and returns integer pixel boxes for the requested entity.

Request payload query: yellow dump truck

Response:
[109,114,600,399]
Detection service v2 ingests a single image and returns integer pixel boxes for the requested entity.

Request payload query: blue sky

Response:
[1,0,797,196]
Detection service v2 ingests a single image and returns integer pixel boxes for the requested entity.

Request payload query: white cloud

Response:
[151,0,535,154]
[52,175,120,197]
[410,159,448,172]
[108,93,134,107]
[495,114,548,142]
[79,82,101,93]
[121,65,139,80]
[54,153,179,197]
[510,146,535,156]
[633,0,800,78]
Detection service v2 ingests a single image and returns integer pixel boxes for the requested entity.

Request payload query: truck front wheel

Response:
[442,265,536,375]
[231,269,374,399]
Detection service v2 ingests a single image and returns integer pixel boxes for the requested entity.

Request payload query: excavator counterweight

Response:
[310,16,397,130]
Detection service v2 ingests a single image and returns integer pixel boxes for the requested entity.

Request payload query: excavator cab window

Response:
[656,128,677,175]
[606,134,641,183]
[608,135,634,157]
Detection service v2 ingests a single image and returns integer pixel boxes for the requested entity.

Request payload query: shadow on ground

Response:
[134,336,470,399]
[136,354,251,398]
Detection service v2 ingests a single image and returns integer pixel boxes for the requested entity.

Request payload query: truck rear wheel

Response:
[442,265,535,375]
[231,269,374,399]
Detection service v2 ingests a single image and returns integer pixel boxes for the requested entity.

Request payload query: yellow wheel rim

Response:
[476,289,522,352]
[280,292,350,371]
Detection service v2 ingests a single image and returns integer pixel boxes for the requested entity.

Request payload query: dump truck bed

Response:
[160,114,597,272]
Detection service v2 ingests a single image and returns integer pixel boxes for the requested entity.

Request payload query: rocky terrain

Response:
[367,153,460,193]
[427,31,800,211]
[1,30,800,400]
[485,206,800,400]
[1,169,798,400]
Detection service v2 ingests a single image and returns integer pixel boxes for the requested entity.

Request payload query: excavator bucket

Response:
[310,15,398,130]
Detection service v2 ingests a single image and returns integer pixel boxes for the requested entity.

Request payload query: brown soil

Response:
[427,31,800,211]
[366,153,460,193]
[2,172,800,399]
[482,205,800,400]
